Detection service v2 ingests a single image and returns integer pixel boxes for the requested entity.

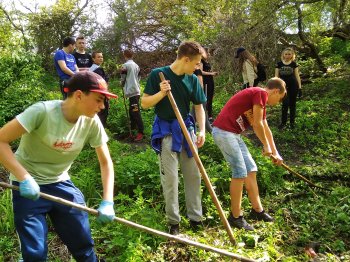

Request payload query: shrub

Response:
[0,50,54,126]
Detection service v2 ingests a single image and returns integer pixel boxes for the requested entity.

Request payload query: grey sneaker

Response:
[228,213,254,231]
[249,209,274,222]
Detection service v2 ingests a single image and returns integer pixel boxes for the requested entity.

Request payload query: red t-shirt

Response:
[213,87,267,134]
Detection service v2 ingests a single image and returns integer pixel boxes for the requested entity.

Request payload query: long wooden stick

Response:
[159,72,236,245]
[270,156,331,191]
[0,182,255,261]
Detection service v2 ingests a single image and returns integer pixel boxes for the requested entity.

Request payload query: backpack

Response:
[255,63,267,82]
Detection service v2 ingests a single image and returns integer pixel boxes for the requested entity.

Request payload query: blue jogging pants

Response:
[12,180,97,262]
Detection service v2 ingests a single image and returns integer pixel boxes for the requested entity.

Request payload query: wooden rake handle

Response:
[159,72,236,245]
[270,156,331,191]
[0,182,255,261]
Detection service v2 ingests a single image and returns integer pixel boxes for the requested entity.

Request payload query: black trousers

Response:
[242,78,259,90]
[281,87,298,125]
[204,78,215,118]
[129,95,144,134]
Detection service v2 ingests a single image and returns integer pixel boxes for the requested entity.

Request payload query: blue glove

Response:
[97,200,115,224]
[19,176,40,200]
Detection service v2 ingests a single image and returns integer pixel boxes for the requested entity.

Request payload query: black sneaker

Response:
[169,224,180,235]
[227,213,254,231]
[249,209,274,222]
[189,220,203,231]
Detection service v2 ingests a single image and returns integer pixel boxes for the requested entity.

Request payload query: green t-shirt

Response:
[144,66,207,121]
[10,100,108,184]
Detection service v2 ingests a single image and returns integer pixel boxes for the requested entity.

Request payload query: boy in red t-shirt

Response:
[212,77,286,230]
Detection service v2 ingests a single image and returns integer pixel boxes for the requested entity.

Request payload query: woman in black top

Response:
[275,48,302,129]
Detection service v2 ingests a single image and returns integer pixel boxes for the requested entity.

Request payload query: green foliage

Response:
[0,49,54,126]
[320,37,350,73]
[1,70,349,261]
[0,234,17,262]
[0,0,349,260]
[114,147,160,196]
[281,187,350,253]
[0,189,14,233]
[91,187,165,260]
[0,12,13,50]
[0,189,17,261]
[272,77,350,181]
[298,37,350,74]
[27,0,96,70]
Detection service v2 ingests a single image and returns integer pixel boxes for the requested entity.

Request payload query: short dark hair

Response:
[63,37,76,47]
[123,49,134,58]
[177,41,203,59]
[92,51,103,58]
[76,35,85,41]
[266,77,286,94]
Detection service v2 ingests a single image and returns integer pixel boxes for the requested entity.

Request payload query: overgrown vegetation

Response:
[0,0,349,261]
[1,68,349,261]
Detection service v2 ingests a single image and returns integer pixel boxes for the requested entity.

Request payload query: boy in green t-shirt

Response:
[0,71,117,261]
[141,41,207,235]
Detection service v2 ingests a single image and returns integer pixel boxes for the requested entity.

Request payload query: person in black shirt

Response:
[275,48,302,129]
[73,36,93,70]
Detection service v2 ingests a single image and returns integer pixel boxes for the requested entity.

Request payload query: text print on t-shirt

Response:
[53,140,74,150]
[236,109,254,132]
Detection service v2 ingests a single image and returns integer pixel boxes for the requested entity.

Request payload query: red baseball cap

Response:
[63,71,118,98]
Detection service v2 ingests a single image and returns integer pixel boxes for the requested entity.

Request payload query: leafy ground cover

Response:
[0,70,349,261]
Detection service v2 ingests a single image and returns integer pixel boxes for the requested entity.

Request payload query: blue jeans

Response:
[212,127,257,178]
[12,180,97,262]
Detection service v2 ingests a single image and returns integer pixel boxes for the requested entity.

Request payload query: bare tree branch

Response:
[295,0,324,3]
[18,0,36,13]
[71,0,90,29]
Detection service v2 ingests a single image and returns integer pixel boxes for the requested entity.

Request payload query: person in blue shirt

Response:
[54,36,79,99]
